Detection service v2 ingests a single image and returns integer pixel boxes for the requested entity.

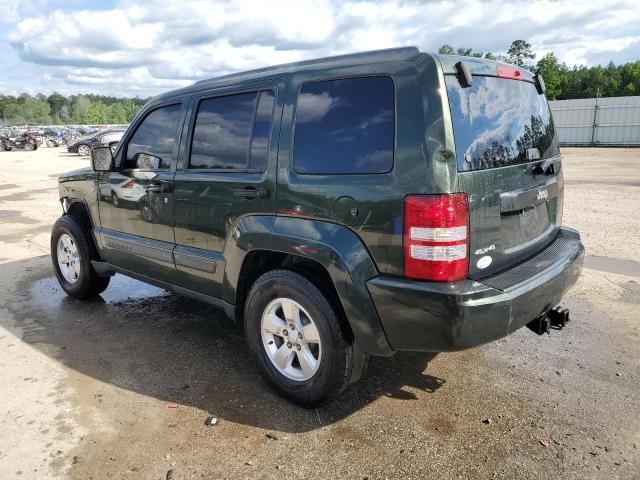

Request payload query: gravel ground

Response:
[0,146,638,480]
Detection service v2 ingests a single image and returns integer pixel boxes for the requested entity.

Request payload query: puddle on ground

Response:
[584,255,640,278]
[27,275,166,312]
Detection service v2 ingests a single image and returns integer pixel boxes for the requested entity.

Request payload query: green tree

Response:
[71,95,92,123]
[47,92,70,124]
[536,53,566,100]
[507,40,535,68]
[85,102,108,124]
[22,97,51,124]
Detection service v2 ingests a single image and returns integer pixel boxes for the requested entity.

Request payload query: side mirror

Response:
[136,153,161,170]
[91,146,114,172]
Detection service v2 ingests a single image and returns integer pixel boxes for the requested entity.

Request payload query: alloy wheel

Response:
[57,233,81,284]
[261,297,322,381]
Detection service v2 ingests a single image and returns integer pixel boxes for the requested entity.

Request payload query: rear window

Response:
[446,76,559,171]
[293,76,394,174]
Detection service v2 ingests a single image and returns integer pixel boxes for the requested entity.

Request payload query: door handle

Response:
[233,187,264,199]
[146,181,172,193]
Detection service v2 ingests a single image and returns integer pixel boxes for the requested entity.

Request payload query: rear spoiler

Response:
[444,56,546,94]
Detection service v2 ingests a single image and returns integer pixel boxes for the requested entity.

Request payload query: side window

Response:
[293,76,394,174]
[189,90,275,171]
[124,104,182,169]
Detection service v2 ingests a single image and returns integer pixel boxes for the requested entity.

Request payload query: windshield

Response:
[446,75,559,171]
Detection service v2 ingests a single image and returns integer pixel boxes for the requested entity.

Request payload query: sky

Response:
[1,0,639,98]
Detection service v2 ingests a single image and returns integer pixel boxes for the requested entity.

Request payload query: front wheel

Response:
[23,142,34,151]
[77,144,90,156]
[51,216,110,299]
[244,269,367,407]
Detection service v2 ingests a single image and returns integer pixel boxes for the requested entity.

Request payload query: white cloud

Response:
[2,0,640,96]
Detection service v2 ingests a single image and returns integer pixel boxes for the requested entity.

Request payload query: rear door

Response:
[445,70,562,277]
[172,82,283,298]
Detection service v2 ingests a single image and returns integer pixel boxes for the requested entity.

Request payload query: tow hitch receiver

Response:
[526,306,570,335]
[548,306,570,330]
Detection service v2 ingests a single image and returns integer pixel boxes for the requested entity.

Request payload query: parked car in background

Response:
[1,131,38,151]
[51,47,584,407]
[67,129,125,156]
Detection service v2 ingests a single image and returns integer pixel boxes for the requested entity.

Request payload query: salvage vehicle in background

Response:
[50,47,584,407]
[67,129,124,156]
[1,131,38,151]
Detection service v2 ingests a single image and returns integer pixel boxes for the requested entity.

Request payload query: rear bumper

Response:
[367,227,584,352]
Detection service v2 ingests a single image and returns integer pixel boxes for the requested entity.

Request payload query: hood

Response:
[58,166,97,183]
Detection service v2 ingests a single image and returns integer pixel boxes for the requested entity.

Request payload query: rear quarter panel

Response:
[276,54,455,276]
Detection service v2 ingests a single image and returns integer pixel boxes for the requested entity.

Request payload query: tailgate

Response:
[444,65,563,276]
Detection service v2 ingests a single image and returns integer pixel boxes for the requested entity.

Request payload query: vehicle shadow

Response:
[3,258,444,433]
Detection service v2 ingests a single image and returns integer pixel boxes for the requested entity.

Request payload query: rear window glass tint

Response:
[249,90,275,171]
[294,76,394,174]
[190,93,256,170]
[446,75,559,171]
[190,90,275,170]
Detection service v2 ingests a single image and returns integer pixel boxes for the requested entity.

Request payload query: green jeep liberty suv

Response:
[51,47,584,407]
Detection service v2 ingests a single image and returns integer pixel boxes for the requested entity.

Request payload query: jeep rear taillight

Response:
[403,194,469,282]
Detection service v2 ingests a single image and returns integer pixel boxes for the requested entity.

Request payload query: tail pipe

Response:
[526,306,570,335]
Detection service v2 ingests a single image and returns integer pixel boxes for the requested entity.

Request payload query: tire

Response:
[46,139,56,148]
[111,191,120,208]
[51,215,110,299]
[23,142,34,151]
[244,269,367,407]
[77,144,90,156]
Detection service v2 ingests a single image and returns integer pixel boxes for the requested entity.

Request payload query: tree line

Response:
[1,40,639,125]
[439,40,640,100]
[0,93,148,126]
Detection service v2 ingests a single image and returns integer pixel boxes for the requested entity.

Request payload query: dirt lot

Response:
[0,146,638,480]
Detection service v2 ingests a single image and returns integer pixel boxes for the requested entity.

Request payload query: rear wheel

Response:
[46,139,56,148]
[51,215,110,299]
[244,269,367,407]
[77,144,90,156]
[23,142,34,151]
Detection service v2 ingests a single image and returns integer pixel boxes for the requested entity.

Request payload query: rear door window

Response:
[446,76,559,171]
[189,90,275,171]
[293,76,394,174]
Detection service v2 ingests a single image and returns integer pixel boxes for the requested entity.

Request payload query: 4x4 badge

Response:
[475,244,495,256]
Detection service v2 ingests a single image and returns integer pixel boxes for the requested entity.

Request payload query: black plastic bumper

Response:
[367,228,584,352]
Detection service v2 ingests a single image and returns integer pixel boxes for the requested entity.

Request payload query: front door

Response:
[97,102,184,284]
[172,84,282,298]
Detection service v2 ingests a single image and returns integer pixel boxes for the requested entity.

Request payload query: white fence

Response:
[549,96,640,146]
